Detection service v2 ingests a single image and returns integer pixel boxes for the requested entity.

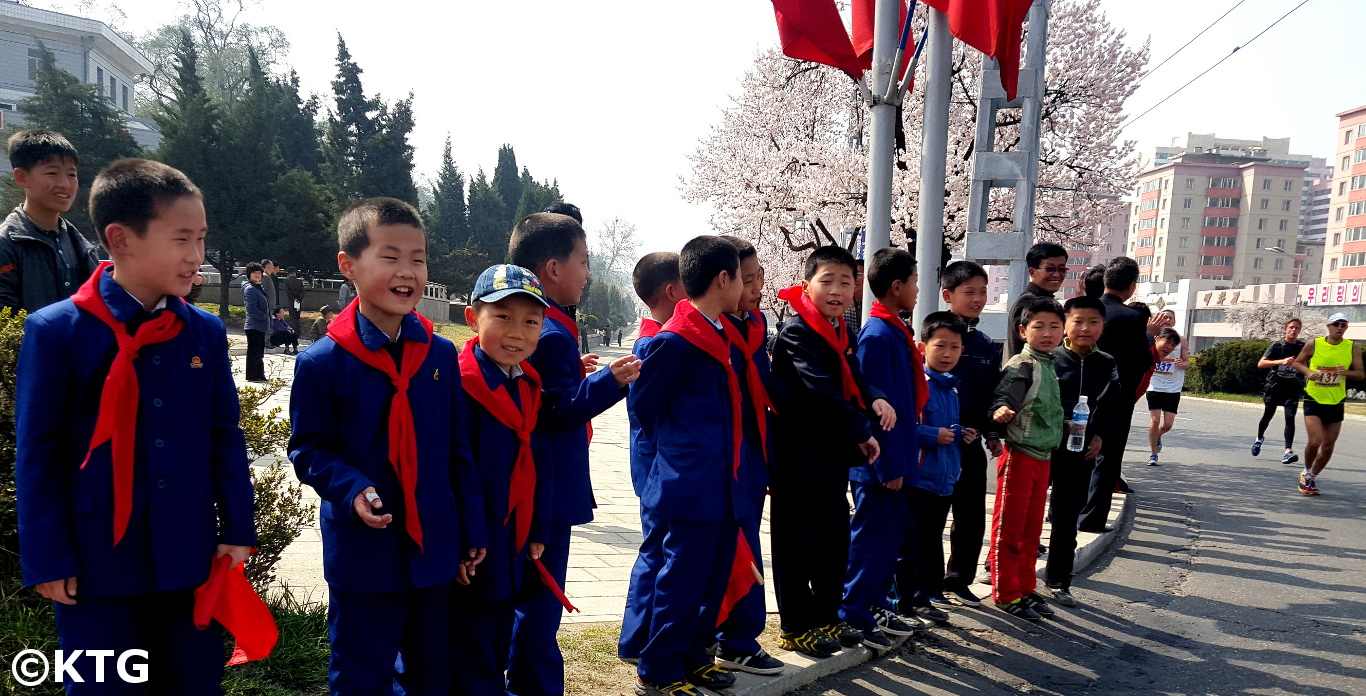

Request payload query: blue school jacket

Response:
[850,315,920,484]
[910,369,963,496]
[289,312,487,594]
[456,346,553,601]
[630,328,753,522]
[626,319,663,497]
[725,311,771,499]
[16,269,256,595]
[528,300,627,527]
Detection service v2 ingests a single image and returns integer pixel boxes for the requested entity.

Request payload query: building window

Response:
[1344,253,1366,268]
[1137,237,1155,248]
[1335,233,1342,246]
[1349,130,1356,145]
[1279,219,1289,231]
[1140,199,1160,212]
[1206,197,1240,208]
[1355,149,1366,164]
[1340,208,1346,222]
[1359,124,1366,138]
[1278,239,1285,248]
[1186,178,1195,189]
[1180,237,1190,248]
[108,76,117,104]
[1183,198,1192,209]
[1141,180,1161,194]
[1275,258,1284,270]
[1262,179,1272,190]
[1209,177,1242,189]
[122,85,129,111]
[1200,256,1235,266]
[1160,217,1166,228]
[1203,236,1236,247]
[1181,217,1191,229]
[96,67,104,93]
[1256,238,1265,248]
[1284,180,1294,191]
[1353,175,1366,190]
[1177,256,1186,267]
[1254,257,1264,269]
[27,48,43,80]
[1260,199,1269,210]
[1162,198,1168,209]
[1282,199,1292,211]
[1347,227,1366,242]
[1258,218,1267,230]
[1204,216,1236,228]
[1351,201,1366,216]
[1331,258,1339,271]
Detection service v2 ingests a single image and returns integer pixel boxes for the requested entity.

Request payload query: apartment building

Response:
[1321,105,1366,283]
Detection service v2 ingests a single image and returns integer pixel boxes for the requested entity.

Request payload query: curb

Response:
[1183,394,1366,422]
[710,492,1136,696]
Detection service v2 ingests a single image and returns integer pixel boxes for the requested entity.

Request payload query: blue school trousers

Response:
[328,582,452,696]
[507,524,572,696]
[840,481,909,631]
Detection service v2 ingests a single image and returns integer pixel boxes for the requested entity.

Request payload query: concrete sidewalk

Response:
[260,330,1132,694]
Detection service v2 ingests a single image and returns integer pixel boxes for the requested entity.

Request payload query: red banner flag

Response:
[922,0,1033,100]
[771,0,865,77]
[850,0,908,69]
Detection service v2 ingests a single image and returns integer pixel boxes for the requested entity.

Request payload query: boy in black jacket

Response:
[770,245,895,657]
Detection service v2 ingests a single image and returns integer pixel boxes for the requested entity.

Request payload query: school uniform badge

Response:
[191,356,203,368]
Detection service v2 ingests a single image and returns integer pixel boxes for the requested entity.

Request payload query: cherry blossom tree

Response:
[684,0,1149,298]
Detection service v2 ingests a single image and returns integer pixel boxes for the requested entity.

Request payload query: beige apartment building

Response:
[1127,153,1306,285]
[1320,105,1366,283]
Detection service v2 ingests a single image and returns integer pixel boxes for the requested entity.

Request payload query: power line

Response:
[1142,0,1247,80]
[1121,0,1312,132]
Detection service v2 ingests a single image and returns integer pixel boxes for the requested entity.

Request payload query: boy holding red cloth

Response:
[16,159,258,694]
[289,198,487,695]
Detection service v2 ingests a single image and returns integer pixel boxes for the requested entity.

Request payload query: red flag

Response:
[771,0,865,77]
[850,0,908,71]
[194,555,278,665]
[922,0,1033,100]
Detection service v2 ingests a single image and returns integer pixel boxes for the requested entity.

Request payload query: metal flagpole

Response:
[860,0,903,328]
[913,7,952,330]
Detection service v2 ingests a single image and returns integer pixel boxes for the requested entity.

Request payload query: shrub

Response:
[236,378,316,592]
[1189,339,1271,394]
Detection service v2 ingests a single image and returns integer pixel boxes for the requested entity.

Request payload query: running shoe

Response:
[861,628,894,650]
[945,585,984,608]
[1299,472,1320,496]
[995,598,1041,621]
[819,622,865,648]
[1282,450,1299,464]
[872,606,918,636]
[714,647,784,676]
[1148,455,1160,466]
[687,664,735,690]
[778,628,839,658]
[928,594,956,611]
[1251,438,1263,456]
[1023,592,1056,618]
[635,679,700,696]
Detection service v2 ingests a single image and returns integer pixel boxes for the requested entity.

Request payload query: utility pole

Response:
[860,0,902,328]
[913,7,952,330]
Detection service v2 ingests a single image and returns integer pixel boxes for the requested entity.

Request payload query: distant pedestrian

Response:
[337,277,356,308]
[1254,317,1306,463]
[242,262,269,382]
[282,268,305,330]
[269,307,299,355]
[617,328,623,346]
[307,305,337,343]
[261,259,281,312]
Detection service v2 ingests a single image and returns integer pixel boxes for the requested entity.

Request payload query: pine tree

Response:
[513,173,563,222]
[430,135,468,250]
[466,168,509,260]
[265,168,335,273]
[154,30,222,193]
[358,95,418,204]
[275,71,321,174]
[322,35,376,201]
[491,145,523,230]
[18,43,140,236]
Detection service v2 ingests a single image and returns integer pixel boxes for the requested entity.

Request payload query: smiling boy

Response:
[1,129,100,313]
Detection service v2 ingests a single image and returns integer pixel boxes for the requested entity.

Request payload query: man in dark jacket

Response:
[1078,257,1152,532]
[282,268,306,330]
[1006,243,1068,358]
[0,130,100,314]
[260,259,281,312]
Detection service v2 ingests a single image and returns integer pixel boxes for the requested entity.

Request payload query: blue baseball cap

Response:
[471,264,550,307]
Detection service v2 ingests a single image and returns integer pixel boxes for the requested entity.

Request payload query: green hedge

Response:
[1188,339,1270,395]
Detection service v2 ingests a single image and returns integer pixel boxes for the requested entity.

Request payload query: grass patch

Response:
[561,623,636,695]
[221,589,330,696]
[434,322,476,346]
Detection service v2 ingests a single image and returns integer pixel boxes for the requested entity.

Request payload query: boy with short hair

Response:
[895,312,977,625]
[989,297,1065,621]
[771,245,895,657]
[290,197,488,694]
[713,236,785,674]
[840,247,923,652]
[507,212,639,695]
[629,235,751,695]
[939,261,1001,606]
[1045,296,1119,608]
[1,129,100,314]
[451,264,561,696]
[16,158,257,693]
[619,250,683,664]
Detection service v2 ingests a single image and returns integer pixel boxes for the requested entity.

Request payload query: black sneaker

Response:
[995,598,1041,621]
[820,621,865,648]
[872,605,917,636]
[778,628,839,658]
[1282,450,1300,464]
[714,647,785,676]
[914,605,951,624]
[928,594,955,611]
[1046,586,1077,607]
[1024,592,1056,618]
[945,585,984,608]
[635,678,701,696]
[861,627,894,650]
[686,664,735,690]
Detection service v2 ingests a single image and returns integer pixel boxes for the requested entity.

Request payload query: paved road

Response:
[792,396,1366,696]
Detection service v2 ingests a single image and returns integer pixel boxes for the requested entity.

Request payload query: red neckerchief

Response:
[457,338,578,612]
[777,285,865,408]
[637,316,663,340]
[716,529,761,628]
[545,302,593,444]
[722,310,772,463]
[661,299,744,481]
[327,302,433,552]
[70,262,185,546]
[194,554,278,665]
[869,301,929,421]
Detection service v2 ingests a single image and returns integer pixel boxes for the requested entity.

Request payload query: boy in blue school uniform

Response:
[712,236,785,675]
[290,198,487,695]
[629,235,751,696]
[619,250,683,664]
[840,248,924,652]
[892,312,977,625]
[16,158,256,695]
[451,264,560,695]
[506,212,640,695]
[771,245,896,658]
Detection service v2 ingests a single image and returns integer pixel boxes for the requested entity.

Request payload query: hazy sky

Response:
[44,0,1363,252]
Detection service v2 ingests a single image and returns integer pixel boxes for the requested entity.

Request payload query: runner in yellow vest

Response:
[1292,313,1364,495]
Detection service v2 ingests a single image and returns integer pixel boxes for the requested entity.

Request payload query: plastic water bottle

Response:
[1067,396,1089,453]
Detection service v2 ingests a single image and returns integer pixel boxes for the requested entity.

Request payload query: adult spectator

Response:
[1078,256,1151,532]
[0,130,100,314]
[185,271,205,304]
[1253,317,1306,464]
[337,277,356,308]
[242,262,270,383]
[260,258,281,311]
[1082,264,1106,298]
[308,305,337,342]
[1006,242,1068,357]
[282,267,306,330]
